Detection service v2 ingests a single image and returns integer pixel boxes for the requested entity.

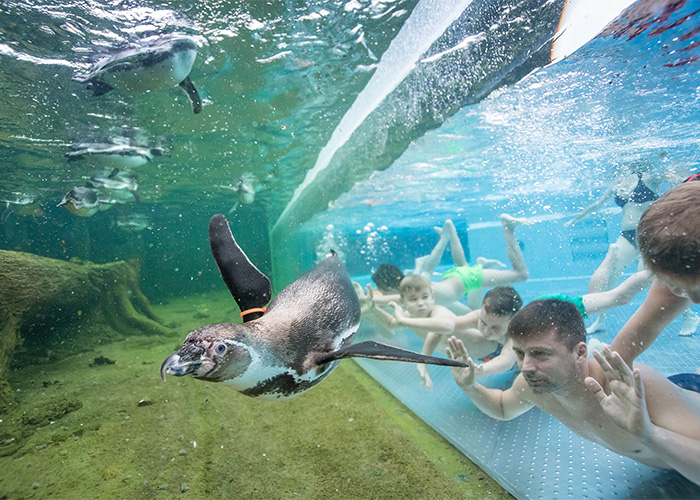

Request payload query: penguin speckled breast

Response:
[161,214,467,400]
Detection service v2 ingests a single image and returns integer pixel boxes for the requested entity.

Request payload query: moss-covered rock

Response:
[0,250,171,401]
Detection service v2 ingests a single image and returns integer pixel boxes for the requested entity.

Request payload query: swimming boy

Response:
[367,214,531,312]
[611,180,700,365]
[436,214,530,307]
[367,275,456,390]
[451,286,523,376]
[447,299,700,485]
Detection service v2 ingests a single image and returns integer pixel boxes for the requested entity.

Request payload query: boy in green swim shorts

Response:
[363,214,532,314]
[367,274,457,390]
[435,214,531,307]
[441,264,484,296]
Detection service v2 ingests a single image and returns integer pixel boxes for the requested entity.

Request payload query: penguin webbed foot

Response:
[315,341,468,368]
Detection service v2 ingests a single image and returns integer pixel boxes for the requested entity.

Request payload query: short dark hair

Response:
[482,287,522,316]
[372,263,405,292]
[637,182,700,279]
[398,275,432,297]
[507,299,585,351]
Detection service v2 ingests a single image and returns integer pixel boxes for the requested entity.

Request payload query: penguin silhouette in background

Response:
[161,214,467,399]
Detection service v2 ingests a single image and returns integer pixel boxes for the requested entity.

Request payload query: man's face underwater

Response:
[512,329,583,395]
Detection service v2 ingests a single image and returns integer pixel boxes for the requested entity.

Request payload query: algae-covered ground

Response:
[0,291,513,499]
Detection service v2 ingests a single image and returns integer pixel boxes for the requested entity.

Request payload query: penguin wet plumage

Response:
[74,35,202,114]
[88,168,140,204]
[66,142,169,169]
[1,192,43,223]
[161,214,467,400]
[57,186,105,217]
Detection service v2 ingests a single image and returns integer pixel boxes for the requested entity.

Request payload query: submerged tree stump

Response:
[0,249,171,411]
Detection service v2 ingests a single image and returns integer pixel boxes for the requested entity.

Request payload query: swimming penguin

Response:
[115,213,150,232]
[218,173,260,213]
[161,214,467,400]
[66,142,169,169]
[1,192,44,223]
[88,168,140,204]
[73,35,202,114]
[57,186,106,217]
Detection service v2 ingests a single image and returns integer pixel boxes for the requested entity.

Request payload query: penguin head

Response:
[161,323,252,383]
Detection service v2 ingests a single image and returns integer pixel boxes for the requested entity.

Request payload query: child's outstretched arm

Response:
[391,302,455,334]
[416,331,444,391]
[478,337,518,376]
[564,186,615,227]
[611,279,691,366]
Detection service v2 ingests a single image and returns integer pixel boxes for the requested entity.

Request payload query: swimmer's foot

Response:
[586,338,608,359]
[433,219,455,240]
[441,219,458,239]
[586,315,606,334]
[680,310,700,337]
[501,213,533,229]
[476,257,507,269]
[414,255,430,275]
[606,243,620,262]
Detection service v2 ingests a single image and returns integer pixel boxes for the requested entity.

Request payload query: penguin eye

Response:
[215,343,227,354]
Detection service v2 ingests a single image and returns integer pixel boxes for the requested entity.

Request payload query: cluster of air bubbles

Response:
[357,222,390,268]
[315,224,347,265]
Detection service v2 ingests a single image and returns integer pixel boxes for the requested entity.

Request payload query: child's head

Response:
[637,182,700,302]
[398,275,434,317]
[478,287,523,340]
[372,263,405,294]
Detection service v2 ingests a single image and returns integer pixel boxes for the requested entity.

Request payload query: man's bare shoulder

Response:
[500,373,538,417]
[635,363,700,436]
[506,373,535,400]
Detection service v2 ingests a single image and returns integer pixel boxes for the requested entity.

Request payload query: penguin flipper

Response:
[209,214,271,321]
[178,76,202,114]
[315,341,468,368]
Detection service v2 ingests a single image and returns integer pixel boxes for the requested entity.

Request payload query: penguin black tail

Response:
[315,341,467,368]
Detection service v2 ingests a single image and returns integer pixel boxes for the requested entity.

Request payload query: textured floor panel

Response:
[353,276,700,499]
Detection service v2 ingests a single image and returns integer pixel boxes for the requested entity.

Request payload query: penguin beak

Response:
[160,353,201,381]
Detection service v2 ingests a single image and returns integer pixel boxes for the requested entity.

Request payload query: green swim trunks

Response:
[442,264,483,296]
[536,293,588,319]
